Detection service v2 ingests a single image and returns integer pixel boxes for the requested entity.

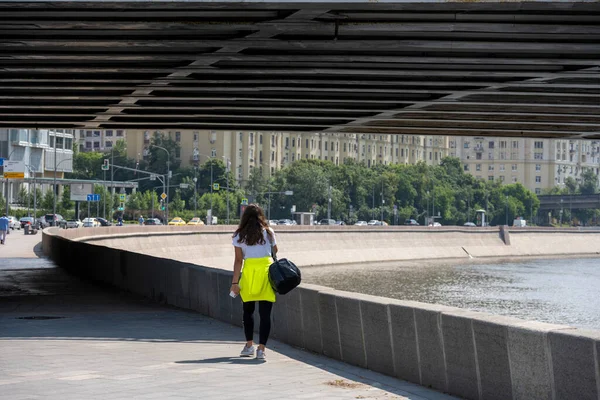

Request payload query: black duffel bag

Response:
[268,254,301,295]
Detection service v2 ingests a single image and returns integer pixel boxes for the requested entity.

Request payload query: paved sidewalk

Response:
[0,247,459,400]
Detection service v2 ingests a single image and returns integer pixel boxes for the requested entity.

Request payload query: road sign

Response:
[179,183,189,189]
[285,190,293,196]
[87,194,100,202]
[241,198,248,205]
[213,183,220,191]
[150,174,156,181]
[3,160,25,179]
[0,158,3,167]
[119,194,126,201]
[161,192,167,200]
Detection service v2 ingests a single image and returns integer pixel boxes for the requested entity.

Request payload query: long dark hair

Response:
[233,204,273,245]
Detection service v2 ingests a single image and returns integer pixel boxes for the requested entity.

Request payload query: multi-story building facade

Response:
[1,128,74,205]
[74,129,126,152]
[125,130,448,186]
[449,136,600,194]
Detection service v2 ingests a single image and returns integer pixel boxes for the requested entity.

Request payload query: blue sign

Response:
[87,194,100,202]
[0,158,3,167]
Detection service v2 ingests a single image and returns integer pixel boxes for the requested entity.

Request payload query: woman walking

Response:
[230,204,277,360]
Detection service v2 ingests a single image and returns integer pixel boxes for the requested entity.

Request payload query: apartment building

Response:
[126,130,448,187]
[449,137,600,194]
[74,129,126,152]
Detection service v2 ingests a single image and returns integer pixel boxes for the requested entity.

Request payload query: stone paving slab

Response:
[0,244,459,400]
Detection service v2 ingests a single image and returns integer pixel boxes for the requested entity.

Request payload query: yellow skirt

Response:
[239,256,276,303]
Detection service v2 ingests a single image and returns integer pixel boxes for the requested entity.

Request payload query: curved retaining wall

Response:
[43,227,600,400]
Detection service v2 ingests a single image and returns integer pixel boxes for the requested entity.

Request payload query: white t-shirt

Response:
[232,228,276,259]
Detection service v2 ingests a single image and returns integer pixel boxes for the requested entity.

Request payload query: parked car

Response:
[404,219,420,226]
[277,219,295,226]
[43,213,66,228]
[318,219,336,225]
[368,220,383,226]
[66,219,83,229]
[187,217,204,226]
[464,222,477,227]
[433,222,442,227]
[20,217,35,229]
[335,220,346,225]
[144,218,163,226]
[7,216,20,230]
[82,218,100,227]
[268,220,278,226]
[168,217,186,226]
[354,220,368,226]
[96,217,112,227]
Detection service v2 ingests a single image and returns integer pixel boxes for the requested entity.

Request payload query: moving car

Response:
[82,218,100,227]
[464,222,476,227]
[268,220,278,226]
[354,220,368,226]
[19,217,35,229]
[187,217,204,226]
[433,222,442,227]
[368,220,383,226]
[144,218,163,226]
[277,219,295,226]
[96,217,112,227]
[404,219,420,226]
[7,216,20,230]
[66,219,83,229]
[168,217,186,226]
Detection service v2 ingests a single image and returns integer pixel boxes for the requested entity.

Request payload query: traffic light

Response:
[102,159,109,171]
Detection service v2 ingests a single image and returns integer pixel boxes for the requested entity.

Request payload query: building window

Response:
[489,141,495,149]
[85,142,92,149]
[259,151,263,163]
[285,137,289,148]
[86,130,92,137]
[488,165,494,171]
[93,142,100,148]
[211,148,217,157]
[476,164,481,171]
[259,135,263,145]
[536,176,541,183]
[534,153,543,160]
[536,164,541,171]
[476,153,482,160]
[500,176,505,182]
[325,142,328,151]
[512,177,518,183]
[93,130,101,137]
[105,130,113,137]
[249,133,253,145]
[464,142,470,149]
[105,140,113,148]
[535,188,541,194]
[271,151,275,161]
[116,130,123,137]
[292,138,296,147]
[534,141,543,149]
[239,132,243,142]
[464,164,469,171]
[488,176,494,181]
[175,132,181,142]
[343,143,347,152]
[512,141,519,149]
[499,164,505,171]
[175,148,181,158]
[512,164,517,171]
[306,139,309,149]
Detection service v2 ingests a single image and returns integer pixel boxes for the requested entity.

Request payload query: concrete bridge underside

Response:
[1,1,600,138]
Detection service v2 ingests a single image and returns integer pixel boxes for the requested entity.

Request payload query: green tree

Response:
[41,188,54,213]
[60,185,73,213]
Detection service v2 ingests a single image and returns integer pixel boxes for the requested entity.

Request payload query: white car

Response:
[354,221,368,226]
[7,216,20,230]
[367,220,382,226]
[82,218,100,227]
[66,219,83,229]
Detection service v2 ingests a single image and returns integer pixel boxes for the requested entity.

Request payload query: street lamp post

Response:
[151,144,171,222]
[4,149,17,216]
[193,167,198,218]
[52,158,72,224]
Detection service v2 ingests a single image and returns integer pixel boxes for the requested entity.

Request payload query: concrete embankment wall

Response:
[53,225,600,269]
[43,227,600,400]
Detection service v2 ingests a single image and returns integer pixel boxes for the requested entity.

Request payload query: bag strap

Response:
[267,229,278,262]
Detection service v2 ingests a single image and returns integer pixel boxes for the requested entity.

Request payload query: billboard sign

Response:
[3,160,25,179]
[71,183,93,201]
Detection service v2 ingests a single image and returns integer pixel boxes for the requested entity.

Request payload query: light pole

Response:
[193,172,198,218]
[4,149,17,216]
[53,158,73,223]
[151,144,170,222]
[560,198,564,226]
[327,184,332,220]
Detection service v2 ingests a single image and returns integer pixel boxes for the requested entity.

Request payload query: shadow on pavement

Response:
[177,357,265,365]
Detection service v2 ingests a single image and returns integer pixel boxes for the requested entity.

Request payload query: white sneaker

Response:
[256,349,266,360]
[240,345,255,357]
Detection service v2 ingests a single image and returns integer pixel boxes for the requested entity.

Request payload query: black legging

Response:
[243,301,273,346]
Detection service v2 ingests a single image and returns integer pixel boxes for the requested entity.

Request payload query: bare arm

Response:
[230,246,243,295]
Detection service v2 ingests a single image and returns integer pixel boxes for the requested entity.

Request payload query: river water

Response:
[303,257,600,330]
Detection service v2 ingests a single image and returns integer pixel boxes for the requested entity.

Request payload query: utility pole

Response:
[380,180,384,222]
[226,158,230,225]
[372,184,375,220]
[505,195,509,226]
[209,159,213,224]
[53,133,57,220]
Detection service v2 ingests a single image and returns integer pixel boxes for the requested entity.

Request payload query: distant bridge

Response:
[537,194,600,211]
